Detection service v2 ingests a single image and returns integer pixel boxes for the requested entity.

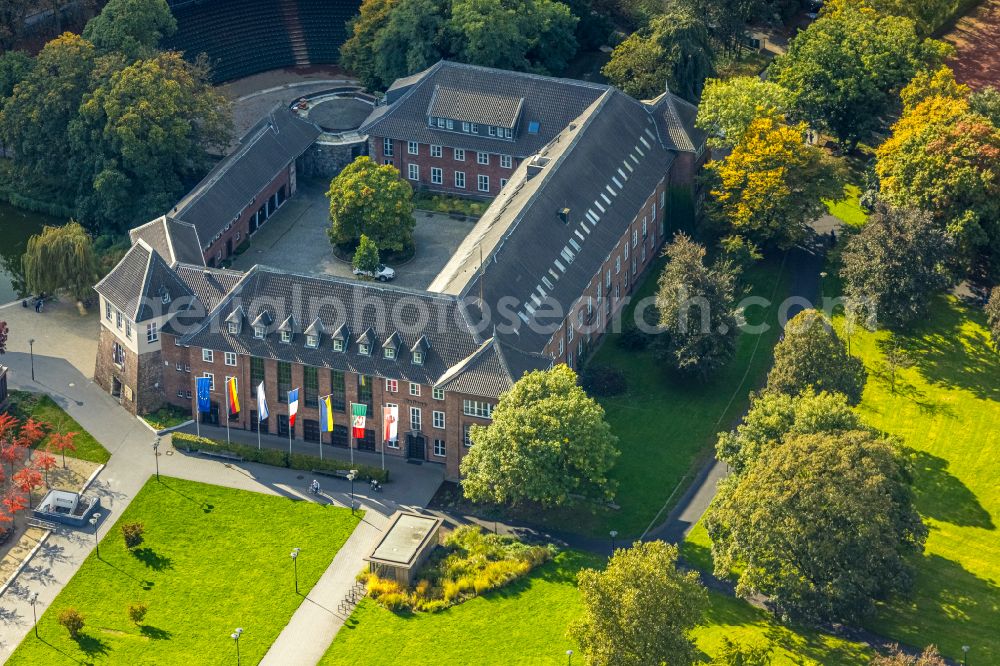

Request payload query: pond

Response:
[0,202,62,305]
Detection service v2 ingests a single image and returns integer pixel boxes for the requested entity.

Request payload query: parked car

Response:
[353,264,396,282]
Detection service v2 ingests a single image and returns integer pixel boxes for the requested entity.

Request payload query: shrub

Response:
[58,608,85,639]
[122,522,145,549]
[379,592,411,611]
[127,601,148,625]
[616,320,652,351]
[580,365,627,397]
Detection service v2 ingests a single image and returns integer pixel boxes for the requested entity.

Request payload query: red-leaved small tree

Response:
[13,467,44,510]
[18,418,47,460]
[49,431,78,469]
[0,413,18,445]
[0,441,23,479]
[35,451,58,487]
[2,489,29,520]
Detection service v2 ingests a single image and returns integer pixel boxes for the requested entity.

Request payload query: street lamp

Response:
[153,437,161,481]
[89,513,102,558]
[231,627,243,665]
[566,649,573,665]
[347,470,357,514]
[962,645,970,665]
[30,592,39,638]
[290,547,301,594]
[609,530,618,555]
[28,338,35,381]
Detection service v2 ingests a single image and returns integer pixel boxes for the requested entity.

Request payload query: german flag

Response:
[227,377,240,415]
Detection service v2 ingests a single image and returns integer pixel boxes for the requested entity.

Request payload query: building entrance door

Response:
[407,433,425,460]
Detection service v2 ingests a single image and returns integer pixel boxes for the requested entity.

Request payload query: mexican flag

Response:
[351,403,367,439]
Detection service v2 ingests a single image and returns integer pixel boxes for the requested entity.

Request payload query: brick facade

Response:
[370,137,518,198]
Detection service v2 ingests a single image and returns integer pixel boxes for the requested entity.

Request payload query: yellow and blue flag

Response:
[319,395,334,433]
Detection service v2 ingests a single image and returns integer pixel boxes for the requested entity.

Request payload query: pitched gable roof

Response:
[129,215,205,266]
[94,241,195,323]
[435,337,551,397]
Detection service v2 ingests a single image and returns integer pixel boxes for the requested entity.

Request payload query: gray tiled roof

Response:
[171,105,320,246]
[648,90,706,153]
[129,216,205,266]
[431,89,675,354]
[173,264,244,314]
[94,241,196,323]
[435,337,551,396]
[178,266,523,395]
[359,61,610,158]
[427,87,524,129]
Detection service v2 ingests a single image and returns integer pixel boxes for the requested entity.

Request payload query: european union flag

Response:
[196,377,211,413]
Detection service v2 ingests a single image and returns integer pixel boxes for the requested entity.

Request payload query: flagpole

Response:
[257,412,262,451]
[349,403,355,466]
[225,380,231,446]
[195,378,201,439]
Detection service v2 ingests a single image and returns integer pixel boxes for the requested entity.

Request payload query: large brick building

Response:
[92,63,706,480]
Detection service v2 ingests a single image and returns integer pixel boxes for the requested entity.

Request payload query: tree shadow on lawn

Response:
[131,547,173,571]
[894,297,1000,402]
[75,632,110,657]
[905,448,995,530]
[139,625,172,640]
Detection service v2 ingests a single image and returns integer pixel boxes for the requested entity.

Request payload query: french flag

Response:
[288,388,299,429]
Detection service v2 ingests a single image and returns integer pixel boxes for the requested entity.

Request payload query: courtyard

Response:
[231,179,478,290]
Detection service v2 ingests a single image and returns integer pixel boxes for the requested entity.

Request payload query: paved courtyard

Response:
[231,179,478,290]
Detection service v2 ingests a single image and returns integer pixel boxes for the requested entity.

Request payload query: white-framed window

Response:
[333,338,344,352]
[500,154,512,169]
[633,229,639,248]
[112,341,125,367]
[203,372,215,391]
[471,123,479,134]
[254,326,266,339]
[384,159,394,166]
[500,178,508,189]
[567,350,573,368]
[413,350,424,365]
[504,127,513,139]
[651,202,657,220]
[624,242,629,262]
[624,270,630,290]
[463,424,474,447]
[433,410,445,429]
[306,334,319,348]
[478,174,489,192]
[383,138,393,156]
[454,148,465,161]
[359,342,370,355]
[433,438,446,457]
[488,126,497,136]
[409,382,420,396]
[125,320,132,339]
[407,141,419,155]
[567,325,574,343]
[615,256,621,274]
[558,337,565,356]
[632,257,638,275]
[446,118,454,130]
[463,400,493,418]
[224,352,237,366]
[386,378,398,393]
[410,406,422,430]
[433,387,445,400]
[431,144,442,158]
[146,322,158,343]
[115,309,123,330]
[643,217,648,237]
[606,269,612,289]
[280,330,292,343]
[431,167,443,185]
[227,322,239,335]
[202,349,214,363]
[477,152,489,165]
[462,121,470,133]
[408,163,419,181]
[384,346,396,359]
[615,283,621,300]
[455,171,466,189]
[105,301,112,321]
[434,117,444,128]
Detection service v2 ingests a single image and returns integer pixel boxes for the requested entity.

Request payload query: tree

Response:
[352,234,381,276]
[18,418,47,450]
[122,521,145,549]
[711,636,774,666]
[569,541,707,666]
[653,233,739,380]
[602,5,714,102]
[899,65,969,113]
[12,467,43,510]
[58,608,85,639]
[0,33,97,184]
[327,156,416,253]
[371,0,446,88]
[127,601,148,626]
[875,94,1000,281]
[460,365,619,507]
[70,51,232,233]
[768,1,948,147]
[877,336,916,394]
[22,222,99,303]
[717,389,866,475]
[841,205,953,330]
[767,309,867,404]
[987,286,1000,348]
[871,644,948,666]
[49,431,78,468]
[696,76,792,148]
[705,114,839,248]
[0,320,7,354]
[706,429,926,625]
[0,440,24,478]
[969,86,1000,127]
[35,451,58,487]
[340,0,400,90]
[2,488,29,519]
[82,0,176,60]
[0,50,32,99]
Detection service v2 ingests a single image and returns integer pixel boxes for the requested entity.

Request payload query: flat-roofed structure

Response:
[365,512,442,585]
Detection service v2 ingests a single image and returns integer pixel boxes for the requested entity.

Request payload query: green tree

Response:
[58,608,85,639]
[987,286,1000,348]
[654,233,739,380]
[127,601,148,626]
[0,33,97,185]
[460,365,619,507]
[22,222,99,303]
[899,65,969,113]
[82,0,176,60]
[352,234,381,276]
[69,51,232,233]
[696,76,792,148]
[767,309,867,404]
[601,4,714,102]
[372,0,446,87]
[717,389,866,475]
[705,114,839,248]
[0,50,32,99]
[340,0,399,90]
[769,0,948,147]
[327,156,416,252]
[569,541,707,666]
[969,86,1000,127]
[706,429,926,625]
[840,205,953,330]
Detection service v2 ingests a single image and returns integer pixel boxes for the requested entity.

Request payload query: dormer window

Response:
[281,330,292,343]
[333,339,344,352]
[227,322,239,335]
[384,347,396,360]
[359,343,370,356]
[306,334,319,348]
[160,289,171,305]
[254,326,266,339]
[413,350,424,365]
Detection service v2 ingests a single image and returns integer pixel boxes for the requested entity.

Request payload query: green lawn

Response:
[570,256,790,537]
[824,183,868,228]
[5,390,111,463]
[9,477,360,665]
[832,296,1000,663]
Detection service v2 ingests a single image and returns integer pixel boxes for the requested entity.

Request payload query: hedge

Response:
[171,432,390,483]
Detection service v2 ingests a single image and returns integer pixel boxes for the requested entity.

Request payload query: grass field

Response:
[824,183,867,228]
[5,390,111,463]
[8,477,360,665]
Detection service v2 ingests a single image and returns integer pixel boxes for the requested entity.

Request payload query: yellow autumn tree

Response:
[706,114,839,248]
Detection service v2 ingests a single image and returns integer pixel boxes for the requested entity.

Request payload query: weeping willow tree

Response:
[22,221,99,304]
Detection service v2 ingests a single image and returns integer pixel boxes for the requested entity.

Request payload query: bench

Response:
[199,449,244,462]
[311,468,353,479]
